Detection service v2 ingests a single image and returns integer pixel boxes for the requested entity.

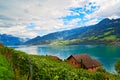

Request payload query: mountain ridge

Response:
[25,18,120,45]
[1,18,120,45]
[24,18,120,45]
[0,34,24,45]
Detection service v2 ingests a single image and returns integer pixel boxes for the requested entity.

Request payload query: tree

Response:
[115,59,120,75]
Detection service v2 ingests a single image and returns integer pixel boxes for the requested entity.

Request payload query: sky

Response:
[0,0,120,39]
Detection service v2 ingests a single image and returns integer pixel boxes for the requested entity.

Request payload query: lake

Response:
[10,45,120,73]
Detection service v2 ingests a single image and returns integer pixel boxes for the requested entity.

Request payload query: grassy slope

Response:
[0,54,14,80]
[0,46,120,80]
[50,32,119,46]
[49,28,120,46]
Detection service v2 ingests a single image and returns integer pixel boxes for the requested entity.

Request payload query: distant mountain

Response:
[0,34,23,45]
[24,36,41,45]
[24,18,120,45]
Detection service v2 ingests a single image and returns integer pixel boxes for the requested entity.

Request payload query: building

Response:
[49,55,62,61]
[67,54,101,72]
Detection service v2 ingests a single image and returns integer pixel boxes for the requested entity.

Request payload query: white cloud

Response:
[0,0,88,38]
[87,0,120,19]
[0,0,120,38]
[67,18,81,27]
[85,18,99,26]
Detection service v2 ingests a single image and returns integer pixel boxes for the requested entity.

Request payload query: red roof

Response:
[49,55,62,61]
[68,54,101,68]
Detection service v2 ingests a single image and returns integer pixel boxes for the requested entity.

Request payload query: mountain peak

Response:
[98,18,111,25]
[102,18,110,21]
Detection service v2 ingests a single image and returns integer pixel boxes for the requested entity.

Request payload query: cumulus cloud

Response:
[85,18,99,26]
[66,18,81,27]
[0,0,120,38]
[87,0,120,19]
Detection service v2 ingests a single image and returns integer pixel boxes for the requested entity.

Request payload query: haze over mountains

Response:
[0,18,120,45]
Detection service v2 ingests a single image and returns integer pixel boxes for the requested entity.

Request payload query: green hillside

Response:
[0,45,120,80]
[0,54,14,79]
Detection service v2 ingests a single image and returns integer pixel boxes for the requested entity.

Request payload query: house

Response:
[67,54,101,72]
[49,55,62,61]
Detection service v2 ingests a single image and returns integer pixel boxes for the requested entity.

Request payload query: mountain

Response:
[0,34,23,45]
[24,18,120,45]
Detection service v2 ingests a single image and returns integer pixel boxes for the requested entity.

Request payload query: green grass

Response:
[50,35,118,46]
[104,30,114,36]
[50,39,84,46]
[0,54,14,80]
[87,36,98,40]
[103,35,117,41]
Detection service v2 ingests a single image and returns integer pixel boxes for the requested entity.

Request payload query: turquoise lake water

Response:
[11,45,120,73]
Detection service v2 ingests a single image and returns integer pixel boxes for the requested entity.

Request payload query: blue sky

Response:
[27,23,36,29]
[0,0,120,38]
[62,2,101,27]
